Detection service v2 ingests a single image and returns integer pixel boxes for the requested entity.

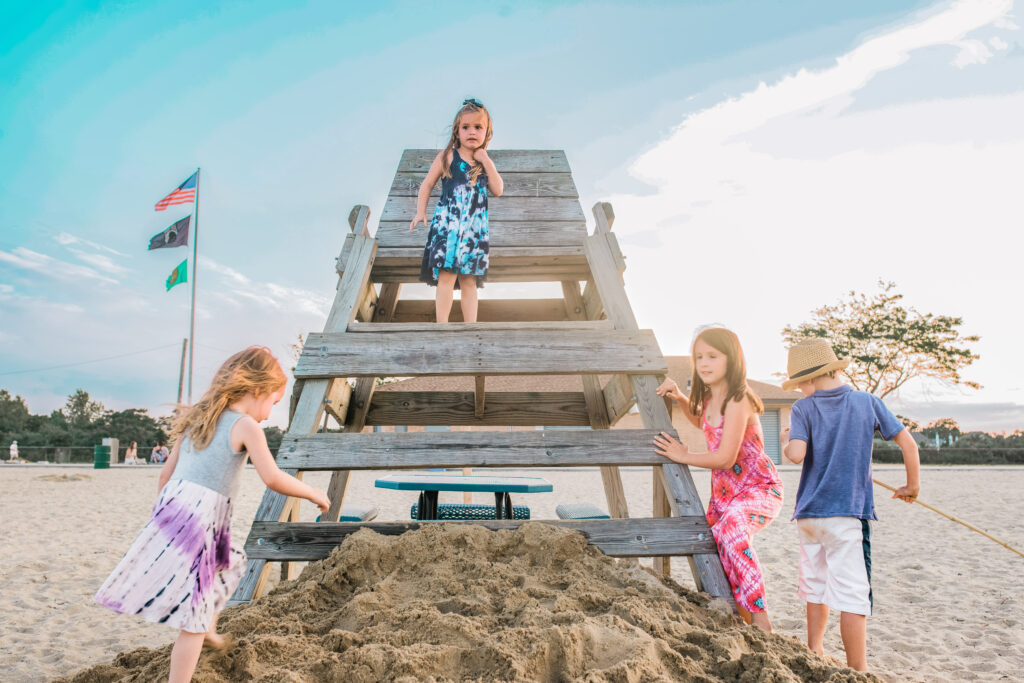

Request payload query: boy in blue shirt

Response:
[780,338,920,672]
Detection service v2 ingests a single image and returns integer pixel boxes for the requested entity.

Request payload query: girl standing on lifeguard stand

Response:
[410,98,504,323]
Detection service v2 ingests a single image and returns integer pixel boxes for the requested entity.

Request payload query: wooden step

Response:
[391,171,578,198]
[397,149,571,173]
[245,517,717,561]
[365,391,590,426]
[275,429,672,470]
[383,196,585,223]
[293,329,666,378]
[391,299,574,323]
[346,321,612,333]
[374,221,588,248]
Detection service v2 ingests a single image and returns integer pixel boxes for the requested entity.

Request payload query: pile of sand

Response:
[60,523,876,682]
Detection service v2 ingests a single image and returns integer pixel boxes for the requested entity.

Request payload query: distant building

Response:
[373,356,802,464]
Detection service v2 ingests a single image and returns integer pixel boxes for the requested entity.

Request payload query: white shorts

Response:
[796,517,872,616]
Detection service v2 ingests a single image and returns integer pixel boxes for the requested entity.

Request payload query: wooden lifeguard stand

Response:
[230,150,731,605]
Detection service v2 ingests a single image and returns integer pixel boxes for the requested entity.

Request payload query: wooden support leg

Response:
[280,496,302,581]
[652,469,671,577]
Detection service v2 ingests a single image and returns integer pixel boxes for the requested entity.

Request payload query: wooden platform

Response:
[229,149,732,608]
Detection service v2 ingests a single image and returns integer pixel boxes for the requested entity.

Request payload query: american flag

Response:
[154,171,198,211]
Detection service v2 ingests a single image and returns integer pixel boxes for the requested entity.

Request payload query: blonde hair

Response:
[688,328,764,419]
[440,99,493,185]
[170,346,285,451]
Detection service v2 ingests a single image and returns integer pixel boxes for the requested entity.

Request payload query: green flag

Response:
[166,259,187,291]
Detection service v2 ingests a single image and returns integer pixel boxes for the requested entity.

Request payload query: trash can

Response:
[93,445,110,469]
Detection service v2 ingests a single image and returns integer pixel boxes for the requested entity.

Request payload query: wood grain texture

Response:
[346,320,612,333]
[391,299,571,323]
[294,329,666,378]
[383,195,585,223]
[375,220,587,248]
[390,171,578,198]
[397,149,571,173]
[275,429,674,470]
[245,517,717,560]
[362,391,591,427]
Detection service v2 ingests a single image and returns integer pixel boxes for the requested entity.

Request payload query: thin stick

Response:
[873,478,1024,559]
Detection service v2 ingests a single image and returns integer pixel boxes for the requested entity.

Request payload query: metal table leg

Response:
[426,490,439,520]
[503,492,513,519]
[493,492,504,520]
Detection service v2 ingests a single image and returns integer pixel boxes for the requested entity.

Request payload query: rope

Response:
[873,478,1024,559]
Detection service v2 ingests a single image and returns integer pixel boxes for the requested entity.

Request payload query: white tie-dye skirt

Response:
[94,478,246,633]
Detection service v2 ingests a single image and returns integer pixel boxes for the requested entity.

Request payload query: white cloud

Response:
[604,0,1022,413]
[952,38,994,67]
[200,256,332,316]
[53,231,129,257]
[0,247,120,285]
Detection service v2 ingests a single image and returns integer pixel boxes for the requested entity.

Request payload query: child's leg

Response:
[806,602,829,656]
[169,630,205,683]
[435,270,457,322]
[710,505,771,631]
[840,611,867,671]
[204,611,226,649]
[457,274,478,323]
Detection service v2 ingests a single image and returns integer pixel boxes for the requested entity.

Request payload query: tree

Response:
[263,426,284,456]
[105,408,167,449]
[63,389,105,428]
[895,414,920,432]
[923,418,961,444]
[782,281,980,399]
[0,390,30,434]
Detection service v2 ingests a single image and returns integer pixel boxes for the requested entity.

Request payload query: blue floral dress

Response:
[419,149,489,288]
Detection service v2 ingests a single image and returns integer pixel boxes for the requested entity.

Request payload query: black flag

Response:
[148,216,190,250]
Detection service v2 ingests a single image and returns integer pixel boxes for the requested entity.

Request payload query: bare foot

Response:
[750,611,773,633]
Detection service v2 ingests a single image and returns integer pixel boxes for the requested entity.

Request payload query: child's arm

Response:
[473,148,503,196]
[655,378,699,428]
[157,441,181,491]
[891,428,921,502]
[653,397,748,470]
[233,418,330,512]
[409,152,446,231]
[780,428,807,463]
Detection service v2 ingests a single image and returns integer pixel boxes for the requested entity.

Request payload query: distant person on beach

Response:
[9,440,17,463]
[94,346,330,683]
[780,338,920,672]
[410,98,504,324]
[124,442,139,464]
[653,327,784,632]
[150,441,168,464]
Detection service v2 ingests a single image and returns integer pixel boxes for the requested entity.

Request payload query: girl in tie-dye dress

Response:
[95,347,329,682]
[410,98,504,323]
[653,327,784,632]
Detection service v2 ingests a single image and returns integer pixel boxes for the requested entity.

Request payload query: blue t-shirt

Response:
[789,385,904,521]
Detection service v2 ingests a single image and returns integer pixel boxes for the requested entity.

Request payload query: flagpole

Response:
[187,167,200,403]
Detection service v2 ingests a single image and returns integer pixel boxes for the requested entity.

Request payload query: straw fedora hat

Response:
[782,338,851,391]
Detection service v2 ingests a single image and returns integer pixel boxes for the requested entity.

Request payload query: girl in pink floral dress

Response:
[653,327,783,631]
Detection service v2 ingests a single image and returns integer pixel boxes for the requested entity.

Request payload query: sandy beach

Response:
[1,464,1021,681]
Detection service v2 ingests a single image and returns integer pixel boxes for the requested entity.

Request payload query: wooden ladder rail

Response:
[230,204,378,604]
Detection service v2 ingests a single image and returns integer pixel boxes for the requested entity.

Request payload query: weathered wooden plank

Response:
[322,379,352,425]
[348,204,371,236]
[592,201,615,234]
[356,282,377,322]
[372,282,402,322]
[363,391,591,427]
[474,376,485,418]
[246,517,717,560]
[346,320,613,333]
[390,171,578,198]
[370,265,592,284]
[376,220,587,248]
[653,469,671,577]
[325,235,377,331]
[584,232,636,330]
[295,329,666,378]
[338,245,587,277]
[398,149,571,173]
[603,374,636,426]
[383,196,584,224]
[582,279,604,321]
[392,299,570,323]
[276,429,674,470]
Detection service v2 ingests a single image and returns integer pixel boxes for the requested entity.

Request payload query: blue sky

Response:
[2,0,1021,431]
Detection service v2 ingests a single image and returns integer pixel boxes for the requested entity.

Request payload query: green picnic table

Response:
[374,473,553,520]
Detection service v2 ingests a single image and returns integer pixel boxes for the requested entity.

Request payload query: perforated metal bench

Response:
[555,503,611,520]
[410,503,531,521]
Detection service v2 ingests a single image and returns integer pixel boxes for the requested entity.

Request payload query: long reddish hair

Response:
[689,328,764,419]
[439,100,493,185]
[170,346,285,451]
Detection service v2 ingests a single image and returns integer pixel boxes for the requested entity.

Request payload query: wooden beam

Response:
[348,204,371,236]
[383,196,585,223]
[652,469,671,577]
[390,171,578,198]
[347,320,612,333]
[369,264,592,284]
[323,379,352,424]
[392,299,570,323]
[324,235,377,332]
[397,149,571,173]
[473,376,485,418]
[363,391,591,427]
[295,329,667,378]
[246,517,718,560]
[376,220,587,249]
[592,201,615,234]
[603,374,636,426]
[276,429,677,470]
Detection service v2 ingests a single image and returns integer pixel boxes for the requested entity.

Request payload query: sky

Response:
[1,0,1021,431]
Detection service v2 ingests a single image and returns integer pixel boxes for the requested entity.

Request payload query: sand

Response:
[1,465,1022,681]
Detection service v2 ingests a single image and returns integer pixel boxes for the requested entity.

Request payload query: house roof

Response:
[378,356,802,404]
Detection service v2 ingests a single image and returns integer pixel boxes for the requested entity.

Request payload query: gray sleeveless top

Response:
[173,409,249,499]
